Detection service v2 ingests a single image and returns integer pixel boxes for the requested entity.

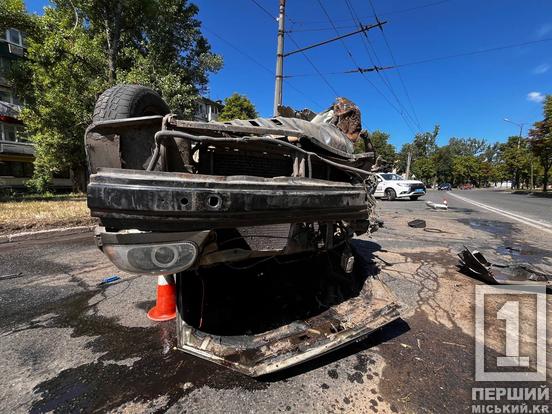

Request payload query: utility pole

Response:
[271,0,386,116]
[273,0,286,117]
[405,149,412,179]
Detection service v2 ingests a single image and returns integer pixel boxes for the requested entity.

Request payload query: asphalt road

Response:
[443,189,552,226]
[0,190,550,413]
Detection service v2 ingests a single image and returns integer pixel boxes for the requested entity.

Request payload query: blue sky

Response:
[24,0,552,149]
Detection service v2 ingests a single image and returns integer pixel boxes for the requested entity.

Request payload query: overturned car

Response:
[86,84,400,376]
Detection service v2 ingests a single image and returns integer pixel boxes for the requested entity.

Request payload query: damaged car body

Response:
[85,84,400,376]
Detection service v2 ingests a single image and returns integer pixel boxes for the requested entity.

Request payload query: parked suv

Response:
[373,173,426,200]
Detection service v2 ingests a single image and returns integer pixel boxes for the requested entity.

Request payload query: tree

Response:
[8,0,222,192]
[528,95,552,192]
[397,125,439,174]
[365,130,396,162]
[217,93,257,121]
[411,157,436,184]
[499,137,532,189]
[452,155,479,185]
[0,0,38,35]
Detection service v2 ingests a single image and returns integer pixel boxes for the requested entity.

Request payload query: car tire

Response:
[93,84,170,121]
[385,188,396,201]
[410,196,420,201]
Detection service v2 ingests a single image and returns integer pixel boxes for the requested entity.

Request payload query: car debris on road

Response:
[458,246,551,289]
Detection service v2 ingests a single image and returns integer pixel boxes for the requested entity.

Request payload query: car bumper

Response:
[88,168,372,232]
[396,189,426,198]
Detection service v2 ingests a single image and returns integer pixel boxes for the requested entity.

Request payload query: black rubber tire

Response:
[410,196,420,201]
[385,188,396,201]
[93,84,170,122]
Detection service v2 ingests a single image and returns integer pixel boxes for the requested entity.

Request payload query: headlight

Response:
[397,183,410,188]
[103,242,198,275]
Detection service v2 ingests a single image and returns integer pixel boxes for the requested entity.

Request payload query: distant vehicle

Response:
[458,183,474,190]
[438,183,452,191]
[374,173,426,200]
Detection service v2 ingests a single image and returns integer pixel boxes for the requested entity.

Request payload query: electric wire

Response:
[342,0,421,132]
[316,0,418,134]
[366,0,422,130]
[203,26,323,109]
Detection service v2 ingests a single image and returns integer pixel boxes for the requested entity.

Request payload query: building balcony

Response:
[0,140,35,156]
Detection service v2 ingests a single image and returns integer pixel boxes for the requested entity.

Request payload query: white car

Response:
[374,173,426,201]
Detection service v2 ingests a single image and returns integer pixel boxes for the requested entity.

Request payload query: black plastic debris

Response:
[458,246,551,288]
[408,219,426,228]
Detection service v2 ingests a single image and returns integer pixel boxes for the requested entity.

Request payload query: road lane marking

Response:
[447,192,552,235]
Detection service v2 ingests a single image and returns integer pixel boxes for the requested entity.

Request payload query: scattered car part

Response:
[426,201,448,210]
[408,219,426,228]
[458,246,551,288]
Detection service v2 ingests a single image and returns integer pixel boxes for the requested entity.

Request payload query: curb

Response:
[0,225,95,244]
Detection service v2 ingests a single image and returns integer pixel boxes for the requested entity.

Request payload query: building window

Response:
[0,161,33,177]
[0,88,11,103]
[0,122,26,142]
[0,56,12,77]
[8,29,22,46]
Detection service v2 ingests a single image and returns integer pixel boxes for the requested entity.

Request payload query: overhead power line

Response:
[203,26,324,109]
[366,0,422,131]
[395,37,552,68]
[318,0,415,133]
[286,34,340,97]
[289,0,454,26]
[249,0,277,20]
[286,36,552,76]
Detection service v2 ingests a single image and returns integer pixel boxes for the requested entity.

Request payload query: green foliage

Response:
[0,0,38,35]
[397,125,440,173]
[218,93,257,121]
[411,157,436,184]
[362,130,396,162]
[528,95,552,191]
[498,136,532,189]
[452,155,480,184]
[8,0,222,192]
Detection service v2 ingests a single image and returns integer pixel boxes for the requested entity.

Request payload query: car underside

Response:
[86,84,400,376]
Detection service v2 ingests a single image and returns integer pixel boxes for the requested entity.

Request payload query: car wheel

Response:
[385,188,396,201]
[93,84,170,121]
[410,196,420,201]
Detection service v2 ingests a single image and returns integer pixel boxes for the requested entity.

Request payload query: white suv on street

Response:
[374,173,426,201]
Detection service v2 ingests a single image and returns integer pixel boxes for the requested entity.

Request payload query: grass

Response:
[0,194,96,235]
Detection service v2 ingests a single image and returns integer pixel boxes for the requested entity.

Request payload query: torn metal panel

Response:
[458,246,551,288]
[175,276,400,377]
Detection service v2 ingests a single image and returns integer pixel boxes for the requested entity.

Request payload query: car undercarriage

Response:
[85,84,400,376]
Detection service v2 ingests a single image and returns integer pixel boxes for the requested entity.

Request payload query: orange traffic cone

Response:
[147,275,177,321]
[443,199,448,207]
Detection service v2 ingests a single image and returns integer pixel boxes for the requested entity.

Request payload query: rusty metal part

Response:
[277,105,317,121]
[87,169,372,232]
[458,246,551,288]
[330,97,362,142]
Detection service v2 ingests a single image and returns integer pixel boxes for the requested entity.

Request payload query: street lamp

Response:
[503,118,527,139]
[503,118,532,189]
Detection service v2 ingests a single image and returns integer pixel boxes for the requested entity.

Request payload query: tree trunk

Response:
[543,165,550,192]
[70,165,87,193]
[104,2,123,83]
